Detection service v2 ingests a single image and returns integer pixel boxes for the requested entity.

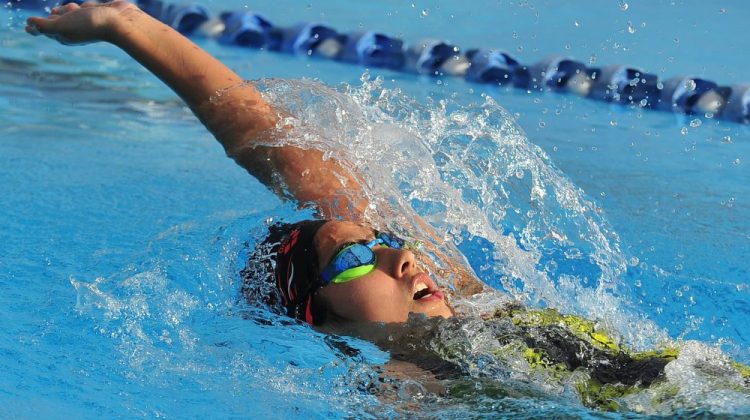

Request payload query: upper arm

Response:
[232,144,369,219]
[195,83,369,219]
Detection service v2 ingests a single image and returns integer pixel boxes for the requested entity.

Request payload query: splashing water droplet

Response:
[420,9,429,17]
[254,78,641,338]
[574,20,580,27]
[610,120,618,127]
[685,79,697,91]
[733,158,741,166]
[719,8,726,13]
[689,118,702,128]
[627,21,636,34]
[619,0,629,11]
[722,135,732,143]
[680,127,689,135]
[721,197,736,208]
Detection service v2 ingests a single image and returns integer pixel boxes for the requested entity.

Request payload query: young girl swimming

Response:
[25,1,750,413]
[26,0,464,325]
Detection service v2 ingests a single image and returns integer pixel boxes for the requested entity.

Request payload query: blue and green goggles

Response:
[319,232,405,285]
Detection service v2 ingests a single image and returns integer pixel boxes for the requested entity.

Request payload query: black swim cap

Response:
[242,220,328,325]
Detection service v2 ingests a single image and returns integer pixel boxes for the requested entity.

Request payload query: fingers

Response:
[51,2,80,15]
[25,24,39,36]
[25,17,45,36]
[25,2,76,37]
[25,2,68,35]
[25,14,63,35]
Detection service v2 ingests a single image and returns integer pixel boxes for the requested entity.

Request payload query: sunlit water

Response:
[1,0,749,417]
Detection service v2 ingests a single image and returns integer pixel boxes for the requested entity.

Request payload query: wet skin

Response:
[313,221,454,323]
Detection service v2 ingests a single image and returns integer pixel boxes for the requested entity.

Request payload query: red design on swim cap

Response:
[278,228,301,256]
[304,294,314,325]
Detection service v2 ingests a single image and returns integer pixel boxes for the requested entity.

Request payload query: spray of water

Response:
[257,74,665,347]
[66,76,750,415]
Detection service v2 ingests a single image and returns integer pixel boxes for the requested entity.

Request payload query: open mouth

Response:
[413,282,433,300]
[411,272,444,302]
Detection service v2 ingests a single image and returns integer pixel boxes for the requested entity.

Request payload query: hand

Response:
[25,0,136,45]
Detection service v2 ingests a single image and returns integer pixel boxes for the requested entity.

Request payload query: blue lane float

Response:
[657,76,718,113]
[587,65,660,106]
[404,39,460,75]
[138,0,208,35]
[723,85,750,123]
[274,22,340,57]
[339,31,405,70]
[464,49,519,86]
[10,0,749,124]
[524,55,588,92]
[216,11,274,48]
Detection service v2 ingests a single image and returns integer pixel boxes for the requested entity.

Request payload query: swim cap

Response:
[243,220,328,324]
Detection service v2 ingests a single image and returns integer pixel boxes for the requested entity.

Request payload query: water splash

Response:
[68,212,388,416]
[619,341,750,414]
[258,75,662,346]
[60,75,749,415]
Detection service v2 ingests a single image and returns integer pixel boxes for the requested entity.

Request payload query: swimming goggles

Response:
[319,232,405,285]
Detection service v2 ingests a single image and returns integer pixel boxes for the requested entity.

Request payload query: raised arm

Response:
[26,1,366,218]
[26,2,486,295]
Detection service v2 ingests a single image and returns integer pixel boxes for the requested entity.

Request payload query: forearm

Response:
[108,9,361,214]
[109,7,238,106]
[108,7,277,144]
[26,2,362,218]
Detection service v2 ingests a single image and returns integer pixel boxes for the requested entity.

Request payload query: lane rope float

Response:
[10,0,750,124]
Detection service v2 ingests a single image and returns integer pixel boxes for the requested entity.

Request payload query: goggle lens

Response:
[320,232,405,285]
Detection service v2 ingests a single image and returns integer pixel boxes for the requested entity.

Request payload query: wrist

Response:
[103,2,148,45]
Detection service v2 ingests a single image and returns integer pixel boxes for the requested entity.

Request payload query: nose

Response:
[380,248,418,280]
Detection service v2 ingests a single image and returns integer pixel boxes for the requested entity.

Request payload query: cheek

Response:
[323,275,409,322]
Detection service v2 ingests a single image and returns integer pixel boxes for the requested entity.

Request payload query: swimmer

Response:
[26,0,462,326]
[25,2,750,412]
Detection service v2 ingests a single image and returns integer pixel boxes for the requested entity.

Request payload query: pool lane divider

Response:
[12,0,750,124]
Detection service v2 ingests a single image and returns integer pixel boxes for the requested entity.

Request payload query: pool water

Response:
[1,0,749,417]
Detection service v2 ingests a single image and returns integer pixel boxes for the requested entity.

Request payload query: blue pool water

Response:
[1,0,749,417]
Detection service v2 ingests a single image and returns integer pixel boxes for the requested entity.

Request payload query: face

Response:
[313,221,454,323]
